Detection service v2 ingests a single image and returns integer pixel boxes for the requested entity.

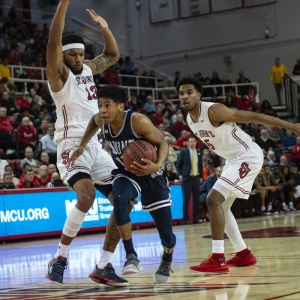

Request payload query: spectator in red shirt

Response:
[177,130,201,150]
[292,136,300,166]
[0,107,13,150]
[150,106,163,127]
[176,130,189,150]
[171,114,191,139]
[103,66,120,85]
[17,168,37,189]
[16,91,31,107]
[39,150,50,166]
[236,93,253,111]
[35,165,50,187]
[17,116,36,150]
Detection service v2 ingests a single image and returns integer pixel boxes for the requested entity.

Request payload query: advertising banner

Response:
[0,185,183,240]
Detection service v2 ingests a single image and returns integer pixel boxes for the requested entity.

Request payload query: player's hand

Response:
[67,146,84,168]
[292,123,300,136]
[86,9,108,30]
[130,159,160,176]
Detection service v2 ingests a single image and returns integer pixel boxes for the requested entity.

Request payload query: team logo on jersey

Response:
[239,162,251,179]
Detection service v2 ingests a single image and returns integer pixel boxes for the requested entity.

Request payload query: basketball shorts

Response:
[57,137,116,189]
[112,168,172,211]
[213,142,264,200]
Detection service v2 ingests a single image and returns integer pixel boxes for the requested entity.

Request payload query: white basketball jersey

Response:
[48,64,99,143]
[187,102,255,160]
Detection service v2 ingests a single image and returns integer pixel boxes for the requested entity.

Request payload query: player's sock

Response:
[162,251,173,262]
[224,209,247,252]
[54,243,69,258]
[97,250,114,268]
[122,238,137,257]
[212,240,224,258]
[267,205,272,211]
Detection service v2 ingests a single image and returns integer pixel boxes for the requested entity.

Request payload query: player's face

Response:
[63,49,84,75]
[98,98,123,124]
[178,84,201,111]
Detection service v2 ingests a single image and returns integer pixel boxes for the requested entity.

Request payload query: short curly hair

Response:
[176,76,203,94]
[62,32,85,48]
[97,85,128,104]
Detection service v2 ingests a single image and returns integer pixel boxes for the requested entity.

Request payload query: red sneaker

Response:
[227,250,257,267]
[190,256,229,273]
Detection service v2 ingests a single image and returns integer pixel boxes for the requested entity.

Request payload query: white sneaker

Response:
[289,205,297,212]
[122,253,142,275]
[283,207,290,213]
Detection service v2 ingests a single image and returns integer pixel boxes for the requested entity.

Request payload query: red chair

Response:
[14,159,22,170]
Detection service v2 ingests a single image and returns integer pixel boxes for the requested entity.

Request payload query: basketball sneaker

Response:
[227,250,257,267]
[289,204,297,212]
[46,256,68,284]
[89,263,129,287]
[190,256,229,273]
[122,253,142,275]
[154,253,173,283]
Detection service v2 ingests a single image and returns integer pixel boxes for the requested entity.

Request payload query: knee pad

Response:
[113,191,131,226]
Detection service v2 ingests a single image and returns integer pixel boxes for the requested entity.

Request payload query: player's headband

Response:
[62,43,85,52]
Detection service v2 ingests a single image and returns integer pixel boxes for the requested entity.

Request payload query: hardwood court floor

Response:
[1,213,300,299]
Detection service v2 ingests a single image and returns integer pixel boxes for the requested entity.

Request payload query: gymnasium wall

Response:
[29,0,300,103]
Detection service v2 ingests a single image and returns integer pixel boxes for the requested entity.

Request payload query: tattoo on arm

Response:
[93,49,119,73]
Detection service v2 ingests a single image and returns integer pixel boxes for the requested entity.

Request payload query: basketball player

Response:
[176,76,300,273]
[68,85,176,283]
[46,1,129,286]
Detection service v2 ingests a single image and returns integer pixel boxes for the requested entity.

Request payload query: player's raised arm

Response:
[46,0,69,87]
[208,103,300,135]
[130,114,169,175]
[67,114,101,167]
[84,10,119,75]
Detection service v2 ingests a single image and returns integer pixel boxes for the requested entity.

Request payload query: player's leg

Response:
[89,184,130,286]
[190,186,228,273]
[46,174,96,283]
[111,176,142,275]
[222,197,257,267]
[149,206,176,283]
[47,140,96,284]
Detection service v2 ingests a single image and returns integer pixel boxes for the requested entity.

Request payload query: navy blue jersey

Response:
[103,110,171,211]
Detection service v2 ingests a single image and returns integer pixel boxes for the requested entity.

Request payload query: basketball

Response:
[123,140,157,171]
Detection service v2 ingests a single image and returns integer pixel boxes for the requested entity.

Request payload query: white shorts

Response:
[213,142,264,200]
[57,137,116,188]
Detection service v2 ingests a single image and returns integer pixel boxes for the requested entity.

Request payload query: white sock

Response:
[212,240,224,253]
[261,206,266,211]
[267,205,272,211]
[282,202,287,208]
[289,202,294,207]
[97,250,114,268]
[224,209,247,252]
[54,243,69,258]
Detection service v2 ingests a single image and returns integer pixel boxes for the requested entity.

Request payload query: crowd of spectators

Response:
[0,6,299,218]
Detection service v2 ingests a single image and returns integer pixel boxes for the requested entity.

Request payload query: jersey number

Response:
[204,139,215,150]
[85,85,97,100]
